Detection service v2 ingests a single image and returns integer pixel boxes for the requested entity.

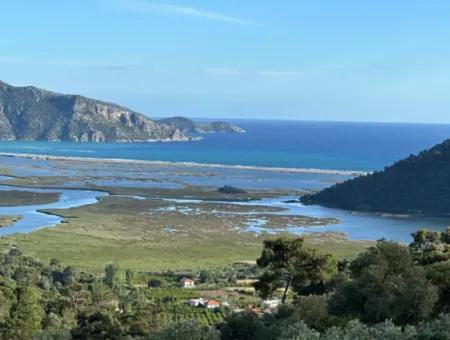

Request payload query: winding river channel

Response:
[0,185,108,236]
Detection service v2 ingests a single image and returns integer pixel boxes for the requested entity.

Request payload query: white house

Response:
[262,298,281,309]
[188,298,205,307]
[180,277,195,288]
[204,300,221,310]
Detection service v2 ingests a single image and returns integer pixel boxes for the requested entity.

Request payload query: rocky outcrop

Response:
[217,185,248,194]
[0,80,189,142]
[196,121,246,134]
[158,116,245,134]
[158,117,197,133]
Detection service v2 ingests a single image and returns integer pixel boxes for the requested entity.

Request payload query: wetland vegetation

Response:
[0,190,59,206]
[0,195,366,272]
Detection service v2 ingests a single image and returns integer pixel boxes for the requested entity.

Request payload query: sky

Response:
[1,0,450,123]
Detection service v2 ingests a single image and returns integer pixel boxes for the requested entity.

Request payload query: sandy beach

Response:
[0,152,368,176]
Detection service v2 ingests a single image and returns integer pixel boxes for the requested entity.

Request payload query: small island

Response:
[217,185,248,194]
[0,215,21,228]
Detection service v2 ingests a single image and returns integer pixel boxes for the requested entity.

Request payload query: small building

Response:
[204,300,221,310]
[180,277,195,289]
[262,298,281,309]
[188,298,205,307]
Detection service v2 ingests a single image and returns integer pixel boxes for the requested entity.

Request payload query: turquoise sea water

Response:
[1,120,450,171]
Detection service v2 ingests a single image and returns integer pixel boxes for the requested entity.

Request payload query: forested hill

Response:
[301,139,450,215]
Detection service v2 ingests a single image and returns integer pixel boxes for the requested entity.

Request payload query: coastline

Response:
[0,152,368,176]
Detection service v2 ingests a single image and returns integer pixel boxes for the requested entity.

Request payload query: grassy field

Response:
[0,190,59,206]
[0,195,372,272]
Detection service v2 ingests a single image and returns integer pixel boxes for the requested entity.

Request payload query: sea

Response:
[0,120,449,171]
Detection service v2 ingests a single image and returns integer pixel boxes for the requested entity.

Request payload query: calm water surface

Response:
[0,120,449,171]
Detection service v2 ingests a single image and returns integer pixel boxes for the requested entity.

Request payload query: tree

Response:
[329,240,439,324]
[254,238,334,303]
[278,321,320,340]
[220,311,274,340]
[409,228,450,265]
[104,263,123,288]
[125,269,134,287]
[61,266,78,286]
[425,261,450,313]
[148,279,163,288]
[415,313,450,339]
[0,276,16,320]
[323,320,417,340]
[7,285,44,339]
[291,249,334,296]
[32,329,71,340]
[296,295,332,331]
[409,229,450,314]
[199,269,217,284]
[71,311,124,340]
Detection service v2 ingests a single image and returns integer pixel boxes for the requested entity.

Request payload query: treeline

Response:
[301,139,450,215]
[0,228,449,339]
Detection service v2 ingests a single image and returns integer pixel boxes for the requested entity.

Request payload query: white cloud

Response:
[205,67,241,76]
[257,70,303,77]
[109,0,256,25]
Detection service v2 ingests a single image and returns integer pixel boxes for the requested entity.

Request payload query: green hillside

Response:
[301,139,450,215]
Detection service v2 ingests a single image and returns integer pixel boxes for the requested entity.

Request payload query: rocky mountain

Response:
[0,80,189,142]
[158,116,245,134]
[301,139,450,215]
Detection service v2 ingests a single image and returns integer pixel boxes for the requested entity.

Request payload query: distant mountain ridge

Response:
[301,139,450,216]
[158,116,245,134]
[0,81,237,143]
[0,80,191,142]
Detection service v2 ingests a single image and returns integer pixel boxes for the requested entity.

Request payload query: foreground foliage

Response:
[0,229,449,339]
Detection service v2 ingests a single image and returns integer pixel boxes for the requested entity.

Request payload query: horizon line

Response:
[150,115,450,126]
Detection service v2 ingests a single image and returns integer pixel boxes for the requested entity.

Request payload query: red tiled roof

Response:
[206,300,220,305]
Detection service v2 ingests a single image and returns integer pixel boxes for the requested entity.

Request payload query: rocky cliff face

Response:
[0,80,188,142]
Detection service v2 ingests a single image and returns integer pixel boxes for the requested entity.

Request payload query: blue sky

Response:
[1,0,450,123]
